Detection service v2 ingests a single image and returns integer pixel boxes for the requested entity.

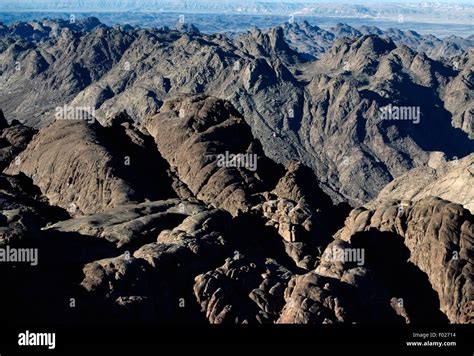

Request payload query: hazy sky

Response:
[3,0,474,3]
[255,0,472,2]
[2,0,474,11]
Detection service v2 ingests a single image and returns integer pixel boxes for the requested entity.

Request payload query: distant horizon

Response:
[1,0,473,36]
[2,0,474,10]
[1,12,472,38]
[3,0,474,3]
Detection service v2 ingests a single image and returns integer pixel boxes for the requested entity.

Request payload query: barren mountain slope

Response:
[0,95,471,326]
[1,20,472,205]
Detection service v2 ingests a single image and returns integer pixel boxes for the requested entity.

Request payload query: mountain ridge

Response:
[1,18,472,206]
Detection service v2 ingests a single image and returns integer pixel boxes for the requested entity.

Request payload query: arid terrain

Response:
[0,14,472,333]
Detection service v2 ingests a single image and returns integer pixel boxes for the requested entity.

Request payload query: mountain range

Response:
[0,16,472,327]
[1,18,472,205]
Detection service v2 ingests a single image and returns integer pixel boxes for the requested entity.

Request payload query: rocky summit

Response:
[0,16,472,332]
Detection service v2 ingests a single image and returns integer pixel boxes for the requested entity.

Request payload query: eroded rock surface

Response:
[144,94,283,216]
[0,93,470,327]
[337,197,473,324]
[6,114,176,214]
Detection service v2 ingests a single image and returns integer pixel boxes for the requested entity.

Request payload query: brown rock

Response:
[144,94,282,216]
[6,117,175,215]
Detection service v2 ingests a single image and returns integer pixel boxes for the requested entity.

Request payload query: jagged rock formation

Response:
[0,17,103,42]
[0,19,472,328]
[281,21,474,61]
[144,94,283,216]
[296,35,474,205]
[443,49,474,138]
[1,19,472,206]
[0,95,342,326]
[251,160,349,269]
[280,21,334,60]
[336,197,472,324]
[194,256,292,324]
[276,196,473,324]
[0,24,135,127]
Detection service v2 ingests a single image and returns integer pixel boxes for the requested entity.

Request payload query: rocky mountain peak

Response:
[332,23,361,38]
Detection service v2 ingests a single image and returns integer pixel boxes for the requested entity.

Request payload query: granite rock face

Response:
[336,197,473,324]
[275,196,473,325]
[144,94,283,216]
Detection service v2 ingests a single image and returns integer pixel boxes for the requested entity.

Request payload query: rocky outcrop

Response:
[144,94,282,216]
[367,153,474,214]
[277,225,450,324]
[6,115,176,215]
[45,199,196,248]
[0,172,67,245]
[194,256,292,324]
[251,160,349,269]
[0,110,36,170]
[80,204,232,322]
[277,271,360,324]
[337,197,473,324]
